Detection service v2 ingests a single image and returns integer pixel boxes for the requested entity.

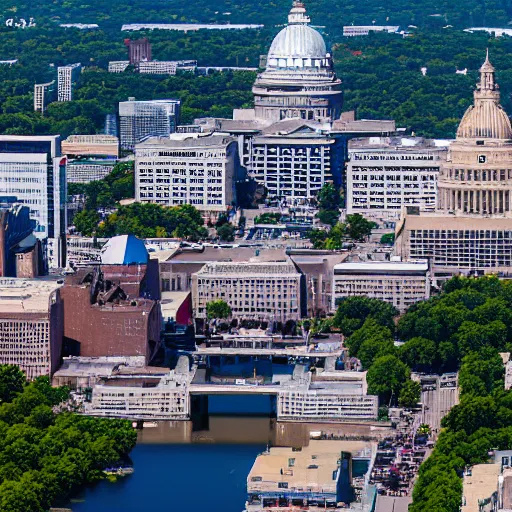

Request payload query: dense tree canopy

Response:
[0,367,137,512]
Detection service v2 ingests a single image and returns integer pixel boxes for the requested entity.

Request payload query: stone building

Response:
[395,54,512,276]
[135,135,241,212]
[346,140,446,220]
[0,278,63,380]
[332,260,430,314]
[252,1,342,123]
[192,259,305,322]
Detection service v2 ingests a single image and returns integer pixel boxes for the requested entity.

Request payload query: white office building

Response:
[119,99,181,150]
[135,135,239,212]
[343,25,400,37]
[34,81,56,112]
[108,61,130,73]
[0,135,67,268]
[346,142,446,220]
[137,61,178,75]
[332,260,430,313]
[57,63,81,102]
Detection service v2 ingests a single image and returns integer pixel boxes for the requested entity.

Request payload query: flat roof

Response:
[161,291,190,320]
[247,440,371,494]
[461,464,500,512]
[334,261,428,274]
[0,278,62,313]
[402,212,512,229]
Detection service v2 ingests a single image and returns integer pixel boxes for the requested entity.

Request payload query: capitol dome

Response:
[268,24,327,60]
[456,52,512,140]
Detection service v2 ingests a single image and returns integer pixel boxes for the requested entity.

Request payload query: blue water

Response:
[67,443,264,512]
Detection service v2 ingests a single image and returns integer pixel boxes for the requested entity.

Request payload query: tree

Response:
[216,223,235,242]
[367,355,410,404]
[73,209,100,237]
[333,296,398,336]
[317,208,339,227]
[0,365,25,404]
[317,183,341,211]
[398,379,421,408]
[206,300,232,321]
[458,347,504,397]
[380,233,395,245]
[345,214,374,241]
[345,318,394,358]
[399,337,437,372]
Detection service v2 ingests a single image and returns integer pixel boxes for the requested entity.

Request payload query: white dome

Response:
[268,24,327,60]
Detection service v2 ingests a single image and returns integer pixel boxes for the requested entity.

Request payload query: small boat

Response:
[142,421,158,428]
[104,467,134,476]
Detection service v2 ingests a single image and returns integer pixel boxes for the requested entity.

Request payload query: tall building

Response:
[119,99,181,151]
[0,204,44,278]
[125,38,152,65]
[346,140,446,220]
[0,278,63,380]
[135,135,241,212]
[246,121,343,202]
[395,53,512,276]
[57,63,82,102]
[0,135,67,268]
[34,81,56,113]
[252,1,342,123]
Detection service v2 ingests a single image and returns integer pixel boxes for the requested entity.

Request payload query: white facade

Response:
[138,61,178,75]
[346,146,445,220]
[86,368,191,420]
[332,261,430,313]
[277,390,378,420]
[66,160,115,184]
[0,135,66,268]
[343,25,400,36]
[57,63,81,102]
[108,61,130,73]
[135,135,238,211]
[119,99,181,150]
[34,81,56,112]
[247,135,338,202]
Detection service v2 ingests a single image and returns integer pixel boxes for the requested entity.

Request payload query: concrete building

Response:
[343,26,400,37]
[332,260,430,314]
[66,236,109,266]
[246,120,343,203]
[0,204,43,278]
[395,54,512,276]
[33,80,56,113]
[119,99,181,151]
[137,61,178,75]
[246,440,374,511]
[85,357,192,420]
[346,140,446,220]
[66,159,116,184]
[0,278,63,380]
[192,259,305,323]
[125,37,151,65]
[0,135,67,268]
[57,63,81,102]
[108,61,130,73]
[61,134,119,158]
[135,135,240,212]
[252,2,342,123]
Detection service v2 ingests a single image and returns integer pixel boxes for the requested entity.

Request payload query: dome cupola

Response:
[456,51,512,140]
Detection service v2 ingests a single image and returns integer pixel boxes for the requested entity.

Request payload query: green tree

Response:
[0,366,25,404]
[206,300,232,321]
[399,337,437,372]
[345,214,374,241]
[380,233,395,245]
[73,209,101,237]
[458,347,504,398]
[398,379,421,408]
[367,355,410,404]
[216,223,235,242]
[333,296,398,336]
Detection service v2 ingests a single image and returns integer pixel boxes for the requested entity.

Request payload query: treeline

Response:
[398,276,512,511]
[6,0,512,32]
[0,365,137,512]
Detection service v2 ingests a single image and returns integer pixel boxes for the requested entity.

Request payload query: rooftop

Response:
[195,260,299,277]
[0,278,62,314]
[461,463,500,512]
[334,261,429,275]
[136,134,235,149]
[247,440,371,494]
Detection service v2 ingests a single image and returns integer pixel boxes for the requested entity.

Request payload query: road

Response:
[421,376,459,433]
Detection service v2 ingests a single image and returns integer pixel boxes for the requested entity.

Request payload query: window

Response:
[288,458,295,467]
[278,482,288,489]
